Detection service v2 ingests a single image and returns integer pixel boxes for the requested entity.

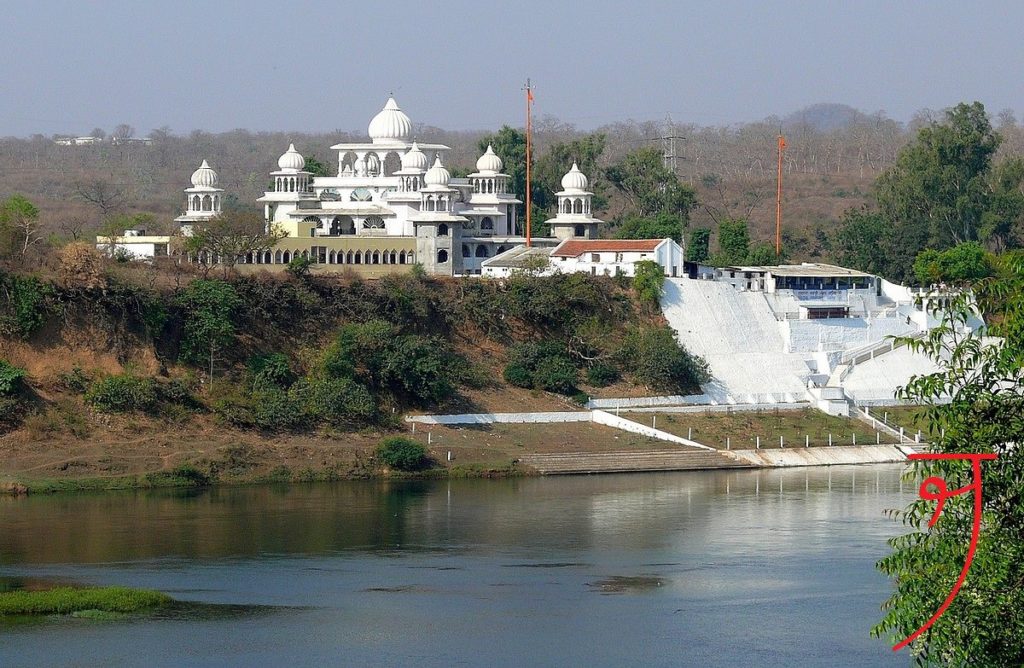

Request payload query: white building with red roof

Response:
[481,237,684,278]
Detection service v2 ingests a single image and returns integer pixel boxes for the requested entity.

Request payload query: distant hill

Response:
[783,103,870,132]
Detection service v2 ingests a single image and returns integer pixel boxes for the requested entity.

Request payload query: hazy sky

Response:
[3,1,1022,137]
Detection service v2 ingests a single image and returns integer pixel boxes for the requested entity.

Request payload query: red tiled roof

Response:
[551,239,664,258]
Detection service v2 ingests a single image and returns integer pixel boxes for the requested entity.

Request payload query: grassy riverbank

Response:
[0,586,171,617]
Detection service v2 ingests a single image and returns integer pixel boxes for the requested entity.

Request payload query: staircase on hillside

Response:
[517,449,752,475]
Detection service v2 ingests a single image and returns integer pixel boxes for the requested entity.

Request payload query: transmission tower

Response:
[660,114,686,175]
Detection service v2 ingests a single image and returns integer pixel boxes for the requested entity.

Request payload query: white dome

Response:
[401,142,428,171]
[560,162,588,191]
[424,156,451,187]
[475,144,503,173]
[277,143,305,171]
[368,97,412,144]
[190,160,218,188]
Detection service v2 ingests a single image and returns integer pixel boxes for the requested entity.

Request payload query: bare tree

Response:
[183,210,287,277]
[74,178,128,218]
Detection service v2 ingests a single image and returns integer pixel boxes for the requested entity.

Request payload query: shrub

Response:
[0,274,52,338]
[502,340,578,395]
[297,377,377,428]
[0,360,26,395]
[154,377,198,408]
[503,363,533,389]
[58,366,91,393]
[376,437,428,471]
[619,326,710,393]
[586,361,620,387]
[85,374,157,413]
[250,387,306,431]
[286,255,313,278]
[57,242,106,290]
[248,353,294,389]
[632,260,665,305]
[532,355,578,394]
[0,396,23,432]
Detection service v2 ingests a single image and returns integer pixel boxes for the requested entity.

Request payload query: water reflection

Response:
[0,466,913,565]
[0,465,913,667]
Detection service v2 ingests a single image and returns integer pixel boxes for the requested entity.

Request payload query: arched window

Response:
[390,251,397,264]
[437,249,449,264]
[301,250,309,260]
[462,243,470,258]
[481,217,494,230]
[475,245,489,258]
[574,224,585,237]
[264,250,272,263]
[214,195,220,211]
[246,252,254,264]
[437,224,449,237]
[426,197,435,212]
[192,195,201,211]
[330,216,354,235]
[202,195,212,211]
[574,199,583,214]
[346,251,354,264]
[363,215,385,230]
[283,251,291,263]
[329,250,337,264]
[354,251,362,264]
[371,250,380,264]
[275,250,283,263]
[562,199,571,214]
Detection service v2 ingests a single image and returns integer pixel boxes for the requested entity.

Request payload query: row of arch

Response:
[237,249,415,265]
[188,194,220,212]
[472,177,506,194]
[559,197,590,214]
[275,176,311,193]
[461,244,510,259]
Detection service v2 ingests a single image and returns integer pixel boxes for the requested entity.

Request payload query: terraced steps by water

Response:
[517,449,753,475]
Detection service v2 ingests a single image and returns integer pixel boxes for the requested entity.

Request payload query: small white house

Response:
[95,228,172,261]
[481,238,685,278]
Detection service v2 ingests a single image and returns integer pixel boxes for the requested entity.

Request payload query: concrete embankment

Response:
[727,444,919,468]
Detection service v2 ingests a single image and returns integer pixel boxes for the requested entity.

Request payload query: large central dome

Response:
[368,97,412,144]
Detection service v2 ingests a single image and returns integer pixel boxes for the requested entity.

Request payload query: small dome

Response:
[190,160,218,188]
[277,143,305,171]
[401,142,428,171]
[560,162,588,191]
[475,144,503,173]
[424,156,450,187]
[368,97,412,144]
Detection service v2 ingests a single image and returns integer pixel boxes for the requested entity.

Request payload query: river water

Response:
[0,465,914,667]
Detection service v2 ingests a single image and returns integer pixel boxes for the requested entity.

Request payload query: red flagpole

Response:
[525,79,533,247]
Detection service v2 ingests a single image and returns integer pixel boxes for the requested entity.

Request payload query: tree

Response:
[605,147,697,220]
[533,133,607,213]
[713,218,751,265]
[177,279,242,383]
[111,124,135,143]
[873,252,1024,665]
[304,155,329,178]
[832,208,893,276]
[912,242,992,286]
[745,242,779,266]
[183,210,287,276]
[614,213,684,242]
[618,326,709,393]
[0,195,41,259]
[686,227,711,263]
[632,260,665,306]
[876,102,1001,252]
[73,178,128,218]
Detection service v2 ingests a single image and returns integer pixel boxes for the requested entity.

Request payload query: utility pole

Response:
[524,79,534,247]
[776,133,786,257]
